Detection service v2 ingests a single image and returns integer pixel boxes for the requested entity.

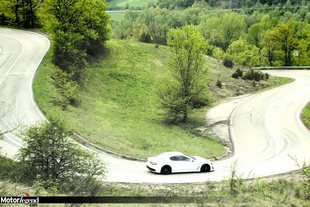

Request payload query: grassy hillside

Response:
[302,102,310,129]
[34,40,225,159]
[34,39,291,159]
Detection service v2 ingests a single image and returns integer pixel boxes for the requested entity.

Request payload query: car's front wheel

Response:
[160,165,172,175]
[200,164,211,172]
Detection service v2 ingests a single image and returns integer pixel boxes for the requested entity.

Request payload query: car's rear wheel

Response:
[201,164,211,172]
[161,165,172,175]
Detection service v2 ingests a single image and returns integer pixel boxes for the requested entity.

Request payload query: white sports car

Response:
[146,151,214,174]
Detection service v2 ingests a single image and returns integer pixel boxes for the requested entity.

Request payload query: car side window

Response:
[180,156,190,161]
[170,156,179,161]
[170,155,190,161]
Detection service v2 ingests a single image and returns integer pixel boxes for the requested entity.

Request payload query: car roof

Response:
[158,151,185,157]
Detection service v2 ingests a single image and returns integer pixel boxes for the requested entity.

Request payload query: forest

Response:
[152,0,309,9]
[1,1,310,67]
[111,0,310,66]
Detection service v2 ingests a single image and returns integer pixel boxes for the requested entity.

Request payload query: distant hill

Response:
[107,0,307,10]
[155,0,307,9]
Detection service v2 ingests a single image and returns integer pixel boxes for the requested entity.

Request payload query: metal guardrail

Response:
[252,66,310,70]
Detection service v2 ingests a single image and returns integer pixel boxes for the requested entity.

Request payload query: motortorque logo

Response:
[1,196,39,204]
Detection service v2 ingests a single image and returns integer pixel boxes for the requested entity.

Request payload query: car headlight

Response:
[150,161,157,165]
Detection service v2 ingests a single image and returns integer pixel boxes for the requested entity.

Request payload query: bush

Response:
[253,70,262,81]
[0,156,21,181]
[236,68,243,77]
[18,120,105,194]
[242,69,270,82]
[242,69,253,80]
[232,68,243,79]
[229,162,243,196]
[140,32,152,43]
[223,58,234,68]
[232,72,239,79]
[159,88,190,123]
[52,67,80,109]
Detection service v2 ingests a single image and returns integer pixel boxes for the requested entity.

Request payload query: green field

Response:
[302,102,310,129]
[33,39,291,160]
[108,11,125,21]
[108,0,154,9]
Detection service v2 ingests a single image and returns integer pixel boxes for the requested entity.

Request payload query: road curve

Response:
[0,28,49,157]
[0,28,309,183]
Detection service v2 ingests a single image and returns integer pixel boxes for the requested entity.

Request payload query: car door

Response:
[179,155,200,172]
[169,156,183,172]
[169,155,197,172]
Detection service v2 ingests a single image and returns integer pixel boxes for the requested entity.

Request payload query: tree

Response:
[42,0,110,81]
[264,21,298,66]
[199,13,246,50]
[0,0,40,27]
[221,13,246,50]
[262,29,278,66]
[295,24,310,65]
[20,0,41,27]
[0,0,13,25]
[227,38,261,67]
[274,21,298,66]
[160,25,209,122]
[199,16,225,49]
[18,119,105,194]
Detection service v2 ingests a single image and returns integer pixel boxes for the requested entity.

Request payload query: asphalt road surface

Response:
[0,28,309,183]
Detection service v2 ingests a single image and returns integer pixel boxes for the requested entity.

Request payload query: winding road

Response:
[0,28,309,183]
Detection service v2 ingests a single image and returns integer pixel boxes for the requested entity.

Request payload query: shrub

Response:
[253,70,262,81]
[223,58,234,68]
[242,69,270,82]
[52,67,80,109]
[229,162,243,196]
[232,68,243,79]
[232,72,239,79]
[242,69,253,80]
[140,32,152,43]
[236,68,243,77]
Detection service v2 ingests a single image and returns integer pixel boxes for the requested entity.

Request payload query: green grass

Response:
[99,176,310,206]
[34,40,292,160]
[108,0,155,9]
[302,102,310,129]
[108,12,125,21]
